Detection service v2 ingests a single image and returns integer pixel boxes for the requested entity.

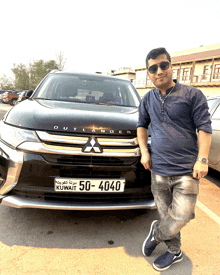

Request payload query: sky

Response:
[1,0,220,78]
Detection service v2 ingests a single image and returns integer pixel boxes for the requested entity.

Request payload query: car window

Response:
[34,73,140,107]
[212,104,220,119]
[207,98,219,110]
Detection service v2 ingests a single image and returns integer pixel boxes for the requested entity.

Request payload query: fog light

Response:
[0,148,8,188]
[0,166,6,188]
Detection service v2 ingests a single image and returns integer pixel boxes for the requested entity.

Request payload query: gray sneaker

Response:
[142,220,159,256]
[153,250,183,271]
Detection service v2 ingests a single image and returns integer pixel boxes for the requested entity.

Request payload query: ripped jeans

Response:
[151,171,199,254]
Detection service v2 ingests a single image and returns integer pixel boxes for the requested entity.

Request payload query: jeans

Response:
[151,171,199,254]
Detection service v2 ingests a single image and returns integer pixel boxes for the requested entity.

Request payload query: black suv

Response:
[0,71,155,210]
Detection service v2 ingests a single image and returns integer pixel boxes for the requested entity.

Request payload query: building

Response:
[101,67,136,82]
[112,67,136,82]
[134,43,220,98]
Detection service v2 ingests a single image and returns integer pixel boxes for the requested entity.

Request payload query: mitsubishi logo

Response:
[82,137,102,153]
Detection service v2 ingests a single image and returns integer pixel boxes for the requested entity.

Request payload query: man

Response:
[137,47,212,272]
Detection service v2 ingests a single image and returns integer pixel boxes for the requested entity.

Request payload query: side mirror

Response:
[26,90,34,98]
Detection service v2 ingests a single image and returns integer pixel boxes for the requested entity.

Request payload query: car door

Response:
[208,99,220,167]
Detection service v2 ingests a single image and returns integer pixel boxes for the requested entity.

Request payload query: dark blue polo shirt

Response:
[137,80,212,176]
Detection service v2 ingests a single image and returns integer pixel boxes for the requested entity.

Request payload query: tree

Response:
[0,55,67,91]
[11,64,29,90]
[0,74,14,90]
[29,59,60,89]
[11,59,60,90]
[56,51,67,71]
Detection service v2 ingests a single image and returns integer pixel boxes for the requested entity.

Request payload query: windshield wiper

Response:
[33,98,53,100]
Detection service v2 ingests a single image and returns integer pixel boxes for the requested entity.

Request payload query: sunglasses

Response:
[148,61,170,74]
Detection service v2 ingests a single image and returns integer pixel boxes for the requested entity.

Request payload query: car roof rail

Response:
[50,69,60,74]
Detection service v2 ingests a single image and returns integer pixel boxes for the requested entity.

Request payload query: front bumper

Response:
[0,195,156,210]
[0,141,23,195]
[0,140,155,210]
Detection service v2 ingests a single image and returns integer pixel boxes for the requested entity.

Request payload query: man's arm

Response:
[193,130,212,179]
[137,127,151,171]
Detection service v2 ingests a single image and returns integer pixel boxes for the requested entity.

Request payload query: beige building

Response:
[112,67,136,82]
[134,43,220,98]
[101,67,136,82]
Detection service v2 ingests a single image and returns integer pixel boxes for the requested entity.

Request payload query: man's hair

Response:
[146,47,171,69]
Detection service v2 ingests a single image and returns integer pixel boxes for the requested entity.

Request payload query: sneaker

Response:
[153,250,183,271]
[142,220,159,256]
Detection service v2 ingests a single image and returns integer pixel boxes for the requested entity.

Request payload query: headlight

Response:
[0,121,40,149]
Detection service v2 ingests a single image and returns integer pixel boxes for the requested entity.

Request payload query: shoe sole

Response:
[153,256,183,271]
[142,220,158,257]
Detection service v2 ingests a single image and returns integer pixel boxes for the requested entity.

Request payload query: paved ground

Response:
[0,103,219,275]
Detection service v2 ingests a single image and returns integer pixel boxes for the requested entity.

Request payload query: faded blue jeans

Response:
[151,171,199,254]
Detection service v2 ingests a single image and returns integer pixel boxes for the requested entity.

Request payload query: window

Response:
[212,104,220,119]
[213,64,220,79]
[34,73,141,107]
[207,98,218,110]
[202,65,209,80]
[182,68,191,81]
[172,69,179,79]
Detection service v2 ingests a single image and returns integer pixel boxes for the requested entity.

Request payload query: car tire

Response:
[11,99,17,106]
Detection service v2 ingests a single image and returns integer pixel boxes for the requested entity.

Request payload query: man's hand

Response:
[141,150,152,171]
[193,161,208,179]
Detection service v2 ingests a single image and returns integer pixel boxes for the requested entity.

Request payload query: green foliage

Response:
[0,52,66,90]
[11,63,30,90]
[0,74,14,90]
[29,59,59,89]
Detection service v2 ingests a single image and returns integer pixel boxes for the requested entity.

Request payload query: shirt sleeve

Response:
[190,88,212,134]
[136,95,151,129]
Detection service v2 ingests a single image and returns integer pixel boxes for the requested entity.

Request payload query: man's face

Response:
[147,54,173,90]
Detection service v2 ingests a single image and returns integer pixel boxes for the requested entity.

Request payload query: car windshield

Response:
[33,73,141,107]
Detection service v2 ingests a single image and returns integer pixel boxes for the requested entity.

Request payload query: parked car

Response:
[16,90,33,104]
[0,90,6,102]
[207,95,220,172]
[2,91,12,103]
[0,71,155,211]
[3,91,22,105]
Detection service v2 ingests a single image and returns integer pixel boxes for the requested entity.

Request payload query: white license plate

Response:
[54,178,125,192]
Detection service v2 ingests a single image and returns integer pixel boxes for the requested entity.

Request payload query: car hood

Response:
[4,99,139,135]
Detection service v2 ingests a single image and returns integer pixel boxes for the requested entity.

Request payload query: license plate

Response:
[54,178,125,192]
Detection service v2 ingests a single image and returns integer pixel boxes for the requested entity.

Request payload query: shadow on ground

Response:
[0,205,193,274]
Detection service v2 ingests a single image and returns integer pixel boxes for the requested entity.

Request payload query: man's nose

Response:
[157,66,163,74]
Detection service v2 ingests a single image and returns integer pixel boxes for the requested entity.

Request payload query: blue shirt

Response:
[137,80,212,176]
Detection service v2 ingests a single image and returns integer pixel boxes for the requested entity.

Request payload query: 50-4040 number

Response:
[55,178,125,193]
[79,180,124,192]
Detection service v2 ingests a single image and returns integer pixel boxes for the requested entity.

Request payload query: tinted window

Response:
[207,98,219,110]
[212,104,220,119]
[34,73,140,107]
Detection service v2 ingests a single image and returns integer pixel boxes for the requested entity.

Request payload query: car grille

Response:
[41,154,138,166]
[30,131,140,160]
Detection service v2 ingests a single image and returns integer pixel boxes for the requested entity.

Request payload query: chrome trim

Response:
[0,142,24,195]
[36,131,88,144]
[1,195,156,210]
[17,142,139,157]
[36,131,137,146]
[98,137,137,146]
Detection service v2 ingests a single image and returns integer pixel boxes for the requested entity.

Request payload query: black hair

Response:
[146,47,171,69]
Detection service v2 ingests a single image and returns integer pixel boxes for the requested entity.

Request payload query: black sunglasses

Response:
[148,61,170,74]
